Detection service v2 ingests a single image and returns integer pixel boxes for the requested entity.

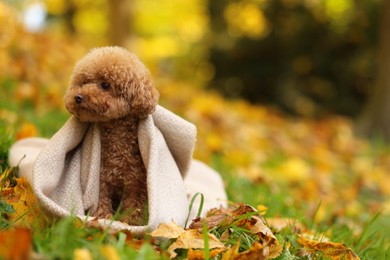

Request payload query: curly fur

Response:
[64,46,159,225]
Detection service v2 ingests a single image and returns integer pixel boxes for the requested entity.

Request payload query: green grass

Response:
[220,171,390,259]
[32,216,165,260]
[209,154,390,259]
[0,120,13,170]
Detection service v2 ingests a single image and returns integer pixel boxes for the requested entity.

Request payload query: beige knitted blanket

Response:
[9,106,227,236]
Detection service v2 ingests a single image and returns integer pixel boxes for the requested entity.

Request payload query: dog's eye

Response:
[100,82,110,90]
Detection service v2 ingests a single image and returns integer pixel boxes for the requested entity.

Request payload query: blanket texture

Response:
[9,106,227,235]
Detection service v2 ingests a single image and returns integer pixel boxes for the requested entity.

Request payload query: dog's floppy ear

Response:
[127,76,159,118]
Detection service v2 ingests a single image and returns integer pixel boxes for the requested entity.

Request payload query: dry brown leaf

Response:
[248,216,283,258]
[190,203,282,259]
[167,229,226,259]
[232,203,258,216]
[190,203,257,230]
[150,222,186,239]
[0,228,32,259]
[297,235,360,260]
[189,214,230,229]
[219,229,231,242]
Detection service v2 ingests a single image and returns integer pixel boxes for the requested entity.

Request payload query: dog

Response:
[64,46,159,225]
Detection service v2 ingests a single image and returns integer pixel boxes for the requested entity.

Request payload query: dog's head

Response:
[64,47,159,122]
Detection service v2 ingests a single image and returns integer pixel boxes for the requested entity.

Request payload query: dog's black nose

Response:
[75,95,84,104]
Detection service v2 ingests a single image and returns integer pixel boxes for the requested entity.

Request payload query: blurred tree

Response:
[207,0,380,117]
[64,0,76,34]
[108,0,131,46]
[359,0,390,141]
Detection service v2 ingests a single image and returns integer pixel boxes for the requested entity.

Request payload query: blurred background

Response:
[1,0,389,135]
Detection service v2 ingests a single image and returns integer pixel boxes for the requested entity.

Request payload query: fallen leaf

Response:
[0,228,32,259]
[167,229,226,259]
[3,178,42,227]
[190,203,282,259]
[297,235,360,260]
[231,203,258,218]
[0,166,18,190]
[121,231,145,250]
[189,214,230,230]
[100,245,120,260]
[256,204,268,215]
[189,203,257,229]
[277,157,311,182]
[187,247,227,260]
[151,222,185,239]
[219,229,231,242]
[74,248,93,260]
[247,216,283,258]
[221,242,240,260]
[224,241,271,260]
[16,123,37,140]
[266,217,304,233]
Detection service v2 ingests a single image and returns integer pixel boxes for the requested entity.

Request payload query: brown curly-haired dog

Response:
[64,47,159,225]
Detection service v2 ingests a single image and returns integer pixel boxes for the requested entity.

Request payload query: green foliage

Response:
[0,164,17,230]
[202,221,210,260]
[0,200,16,229]
[0,120,13,170]
[185,192,205,228]
[208,0,381,117]
[209,153,390,258]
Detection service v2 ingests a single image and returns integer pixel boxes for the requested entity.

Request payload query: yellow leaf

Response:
[221,242,240,260]
[4,178,42,228]
[74,248,93,260]
[266,217,304,233]
[167,229,226,259]
[206,133,223,152]
[16,123,37,140]
[224,1,270,39]
[226,241,271,260]
[256,204,268,215]
[277,157,311,182]
[100,245,120,260]
[150,222,185,239]
[383,199,390,215]
[297,235,360,260]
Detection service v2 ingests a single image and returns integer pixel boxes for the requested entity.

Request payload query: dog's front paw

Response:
[119,208,147,226]
[96,205,113,219]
